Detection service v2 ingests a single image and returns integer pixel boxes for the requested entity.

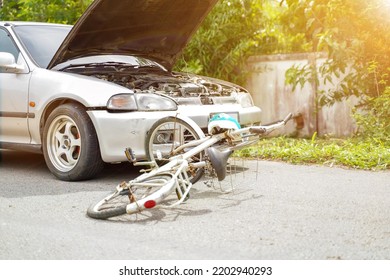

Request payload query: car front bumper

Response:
[88,105,261,163]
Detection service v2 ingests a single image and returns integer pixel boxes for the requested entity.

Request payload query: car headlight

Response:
[107,93,178,111]
[236,92,254,108]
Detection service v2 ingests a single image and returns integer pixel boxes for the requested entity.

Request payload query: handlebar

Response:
[283,113,293,124]
[248,113,293,135]
[249,127,267,134]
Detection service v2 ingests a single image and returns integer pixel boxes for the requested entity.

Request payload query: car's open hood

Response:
[48,0,218,70]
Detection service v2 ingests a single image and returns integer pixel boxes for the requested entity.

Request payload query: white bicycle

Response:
[87,113,293,219]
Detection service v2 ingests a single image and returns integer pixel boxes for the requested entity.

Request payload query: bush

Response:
[353,88,390,143]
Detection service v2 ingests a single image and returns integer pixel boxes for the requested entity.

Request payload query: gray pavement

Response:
[0,150,389,259]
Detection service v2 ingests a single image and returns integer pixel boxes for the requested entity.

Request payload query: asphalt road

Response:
[0,149,389,260]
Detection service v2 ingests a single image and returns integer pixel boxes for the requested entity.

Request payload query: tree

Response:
[283,0,390,102]
[281,0,390,140]
[176,0,302,85]
[1,0,299,86]
[176,0,258,85]
[0,0,92,24]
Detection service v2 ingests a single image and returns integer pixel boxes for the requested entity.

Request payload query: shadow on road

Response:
[0,149,251,201]
[0,149,141,197]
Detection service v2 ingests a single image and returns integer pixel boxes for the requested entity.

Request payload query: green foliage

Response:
[280,0,390,140]
[2,0,389,142]
[353,87,390,143]
[283,0,390,101]
[176,0,260,85]
[234,136,390,170]
[0,0,92,24]
[176,0,309,85]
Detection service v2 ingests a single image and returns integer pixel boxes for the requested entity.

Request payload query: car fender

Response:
[27,68,132,145]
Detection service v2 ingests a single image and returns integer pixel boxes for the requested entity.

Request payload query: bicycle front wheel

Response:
[145,116,204,183]
[87,174,174,219]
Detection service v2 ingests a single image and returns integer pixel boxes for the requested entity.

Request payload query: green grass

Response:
[234,135,390,170]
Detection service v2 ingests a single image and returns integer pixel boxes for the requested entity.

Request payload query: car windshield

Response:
[14,25,71,68]
[55,55,166,71]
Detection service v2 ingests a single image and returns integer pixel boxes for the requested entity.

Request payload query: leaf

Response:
[306,18,316,30]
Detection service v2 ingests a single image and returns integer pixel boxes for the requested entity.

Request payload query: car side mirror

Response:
[0,52,26,73]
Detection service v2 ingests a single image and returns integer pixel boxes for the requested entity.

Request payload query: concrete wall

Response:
[246,53,358,137]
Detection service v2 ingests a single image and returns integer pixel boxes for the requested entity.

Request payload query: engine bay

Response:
[63,63,243,102]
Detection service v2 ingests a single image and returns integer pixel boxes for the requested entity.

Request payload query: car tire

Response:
[42,103,104,181]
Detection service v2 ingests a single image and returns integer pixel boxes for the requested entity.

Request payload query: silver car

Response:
[0,0,261,181]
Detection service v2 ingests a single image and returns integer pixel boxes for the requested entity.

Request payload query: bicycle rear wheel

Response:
[145,117,204,183]
[87,174,174,219]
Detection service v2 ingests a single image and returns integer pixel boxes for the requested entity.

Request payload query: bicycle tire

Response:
[145,116,204,184]
[87,174,174,219]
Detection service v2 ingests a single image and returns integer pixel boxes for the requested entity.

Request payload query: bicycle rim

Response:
[145,117,204,183]
[87,174,174,219]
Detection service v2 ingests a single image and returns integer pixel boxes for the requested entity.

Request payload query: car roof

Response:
[0,21,70,27]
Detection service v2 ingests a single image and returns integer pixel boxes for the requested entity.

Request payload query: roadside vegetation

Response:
[234,136,389,171]
[1,0,389,170]
[184,0,390,170]
[235,83,390,171]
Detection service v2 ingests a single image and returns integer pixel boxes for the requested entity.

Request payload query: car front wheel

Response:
[42,103,104,181]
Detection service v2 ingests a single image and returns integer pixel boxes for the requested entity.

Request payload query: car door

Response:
[0,27,31,144]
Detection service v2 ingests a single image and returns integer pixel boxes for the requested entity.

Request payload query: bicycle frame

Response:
[87,113,293,218]
[117,113,293,214]
[171,112,293,161]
